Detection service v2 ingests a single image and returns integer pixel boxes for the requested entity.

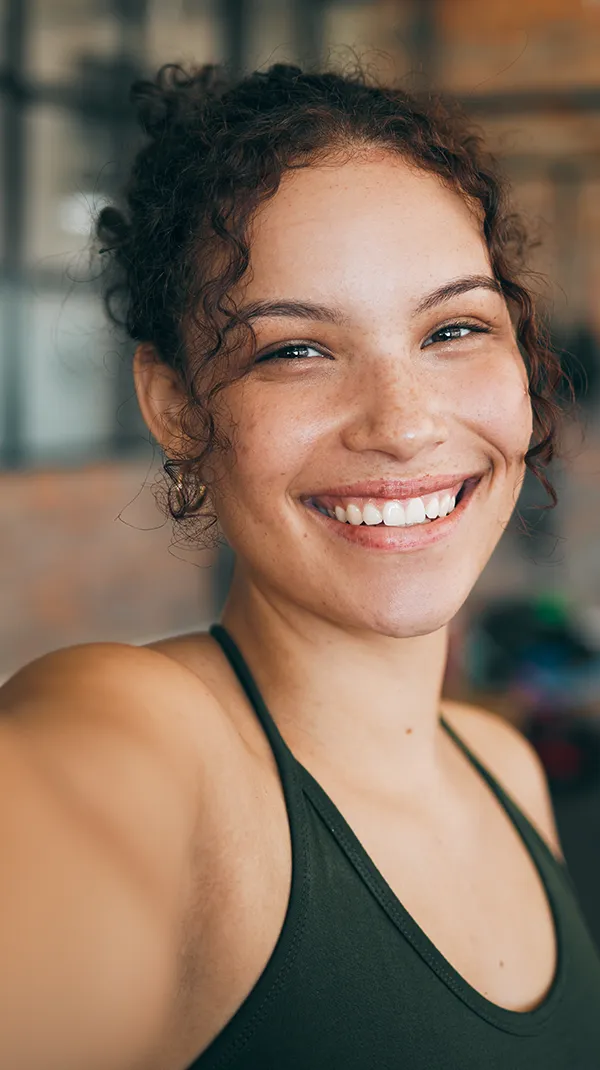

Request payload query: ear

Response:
[133,343,190,455]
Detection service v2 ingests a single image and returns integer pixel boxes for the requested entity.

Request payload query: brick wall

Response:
[0,460,218,681]
[438,0,600,90]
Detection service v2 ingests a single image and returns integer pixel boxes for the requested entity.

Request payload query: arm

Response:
[0,643,205,1070]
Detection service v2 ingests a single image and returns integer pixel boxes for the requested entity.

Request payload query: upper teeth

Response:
[315,489,459,527]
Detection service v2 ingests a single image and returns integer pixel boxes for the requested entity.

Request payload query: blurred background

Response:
[2,0,600,942]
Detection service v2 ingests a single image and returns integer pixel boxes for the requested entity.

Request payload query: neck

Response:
[220,568,451,799]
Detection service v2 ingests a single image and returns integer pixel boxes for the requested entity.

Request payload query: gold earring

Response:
[163,457,207,515]
[174,470,207,514]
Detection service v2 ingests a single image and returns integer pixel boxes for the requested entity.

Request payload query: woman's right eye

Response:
[256,344,324,363]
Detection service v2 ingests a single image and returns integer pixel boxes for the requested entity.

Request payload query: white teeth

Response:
[346,503,363,526]
[425,495,439,519]
[404,497,427,525]
[313,486,462,527]
[382,500,406,527]
[438,492,452,517]
[362,502,383,525]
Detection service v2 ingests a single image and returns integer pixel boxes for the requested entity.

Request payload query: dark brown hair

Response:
[97,61,573,548]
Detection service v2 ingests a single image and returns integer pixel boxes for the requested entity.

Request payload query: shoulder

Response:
[441,699,564,864]
[1,639,230,758]
[0,642,230,1068]
[0,642,264,1065]
[0,641,241,899]
[1,637,209,704]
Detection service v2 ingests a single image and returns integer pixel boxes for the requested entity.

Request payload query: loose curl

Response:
[97,60,574,548]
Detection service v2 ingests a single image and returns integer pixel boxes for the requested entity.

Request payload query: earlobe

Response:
[133,343,187,452]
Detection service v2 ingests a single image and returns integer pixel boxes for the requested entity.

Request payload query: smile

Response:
[302,476,483,552]
[308,480,465,527]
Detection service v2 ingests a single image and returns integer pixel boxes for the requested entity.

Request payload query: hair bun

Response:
[267,63,303,81]
[96,205,130,252]
[131,63,231,137]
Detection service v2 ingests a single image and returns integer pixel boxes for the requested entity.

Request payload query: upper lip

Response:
[304,472,484,501]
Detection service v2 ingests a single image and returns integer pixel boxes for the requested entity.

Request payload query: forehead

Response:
[245,155,491,311]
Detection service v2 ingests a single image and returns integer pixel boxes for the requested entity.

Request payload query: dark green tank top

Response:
[187,623,600,1069]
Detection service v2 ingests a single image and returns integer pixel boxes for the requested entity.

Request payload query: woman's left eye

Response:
[256,343,324,363]
[423,323,491,348]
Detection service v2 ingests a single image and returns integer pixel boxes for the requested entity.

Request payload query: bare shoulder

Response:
[1,638,222,729]
[441,699,564,863]
[0,641,263,1067]
[0,642,245,1070]
[0,638,235,766]
[0,641,243,900]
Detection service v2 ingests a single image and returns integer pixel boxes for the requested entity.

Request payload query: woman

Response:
[1,63,599,1070]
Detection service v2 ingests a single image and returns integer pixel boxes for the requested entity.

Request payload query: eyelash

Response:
[256,322,492,362]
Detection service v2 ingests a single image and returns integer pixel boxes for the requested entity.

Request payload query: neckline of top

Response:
[208,622,567,1033]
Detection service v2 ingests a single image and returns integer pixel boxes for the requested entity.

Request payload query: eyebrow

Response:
[235,274,504,326]
[235,298,349,327]
[413,274,504,315]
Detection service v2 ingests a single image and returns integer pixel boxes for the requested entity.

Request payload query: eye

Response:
[422,322,491,348]
[255,343,325,364]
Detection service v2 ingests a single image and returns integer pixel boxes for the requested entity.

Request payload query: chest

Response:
[317,777,558,1013]
[154,748,558,1070]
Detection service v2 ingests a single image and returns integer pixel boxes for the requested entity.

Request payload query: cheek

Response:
[456,359,533,461]
[219,389,321,500]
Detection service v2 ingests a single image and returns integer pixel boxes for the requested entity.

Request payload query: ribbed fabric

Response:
[186,623,600,1069]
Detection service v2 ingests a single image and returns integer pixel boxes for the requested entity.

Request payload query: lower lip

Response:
[302,478,482,553]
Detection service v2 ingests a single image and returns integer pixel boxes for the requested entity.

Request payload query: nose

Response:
[340,361,449,462]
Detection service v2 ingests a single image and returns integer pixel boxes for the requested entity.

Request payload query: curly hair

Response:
[97,61,573,549]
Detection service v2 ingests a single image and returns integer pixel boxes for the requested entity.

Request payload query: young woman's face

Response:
[203,154,532,637]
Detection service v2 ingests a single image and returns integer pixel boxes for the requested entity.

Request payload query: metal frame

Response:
[1,0,27,466]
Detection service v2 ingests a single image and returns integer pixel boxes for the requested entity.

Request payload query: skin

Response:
[134,150,533,806]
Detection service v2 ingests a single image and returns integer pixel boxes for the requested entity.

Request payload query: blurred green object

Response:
[465,593,600,791]
[465,593,595,693]
[533,591,570,628]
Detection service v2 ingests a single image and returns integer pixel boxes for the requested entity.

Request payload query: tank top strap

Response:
[209,622,296,770]
[440,713,505,789]
[210,623,558,873]
[439,712,562,870]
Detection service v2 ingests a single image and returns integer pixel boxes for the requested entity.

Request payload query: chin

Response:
[350,562,473,630]
[308,588,466,640]
[363,608,455,640]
